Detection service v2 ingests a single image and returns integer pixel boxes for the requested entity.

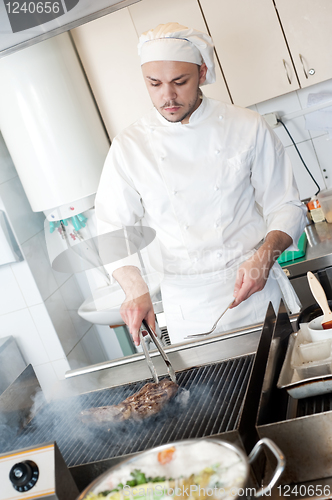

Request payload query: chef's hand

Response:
[231,252,270,307]
[113,266,156,346]
[231,230,292,308]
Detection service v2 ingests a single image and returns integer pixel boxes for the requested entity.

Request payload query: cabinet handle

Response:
[282,59,292,84]
[299,54,308,79]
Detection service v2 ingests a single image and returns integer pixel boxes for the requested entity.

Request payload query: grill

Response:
[6,356,254,468]
[0,303,277,493]
[296,393,332,417]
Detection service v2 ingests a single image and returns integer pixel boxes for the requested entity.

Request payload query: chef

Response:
[95,22,307,346]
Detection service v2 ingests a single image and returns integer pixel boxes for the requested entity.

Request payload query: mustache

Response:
[162,101,183,109]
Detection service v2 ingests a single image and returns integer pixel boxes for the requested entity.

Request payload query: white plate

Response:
[277,324,332,399]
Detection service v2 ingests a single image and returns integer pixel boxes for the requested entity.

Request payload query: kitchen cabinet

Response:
[274,0,332,88]
[71,8,152,141]
[71,0,230,140]
[199,0,300,107]
[128,0,231,104]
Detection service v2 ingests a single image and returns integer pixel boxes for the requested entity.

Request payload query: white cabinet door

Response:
[275,0,332,88]
[128,0,231,104]
[200,0,299,107]
[71,8,153,140]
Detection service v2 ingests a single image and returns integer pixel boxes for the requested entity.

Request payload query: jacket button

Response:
[172,190,177,195]
[184,225,189,230]
[219,115,223,120]
[217,252,222,258]
[214,186,219,191]
[215,149,220,155]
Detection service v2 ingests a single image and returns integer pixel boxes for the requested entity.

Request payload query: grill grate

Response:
[297,393,332,417]
[5,355,253,467]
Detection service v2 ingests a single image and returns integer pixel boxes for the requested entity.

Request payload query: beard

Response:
[158,87,201,123]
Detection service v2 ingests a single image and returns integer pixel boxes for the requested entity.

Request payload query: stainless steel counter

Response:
[281,222,332,278]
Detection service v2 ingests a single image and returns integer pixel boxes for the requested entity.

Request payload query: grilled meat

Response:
[80,379,178,424]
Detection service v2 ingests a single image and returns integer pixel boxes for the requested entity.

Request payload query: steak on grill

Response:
[80,379,178,424]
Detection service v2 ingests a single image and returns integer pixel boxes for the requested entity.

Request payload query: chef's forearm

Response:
[257,230,292,270]
[113,266,149,300]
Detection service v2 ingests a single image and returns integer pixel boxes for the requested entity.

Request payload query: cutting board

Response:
[278,231,307,266]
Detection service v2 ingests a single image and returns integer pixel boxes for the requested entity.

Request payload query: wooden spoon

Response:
[307,271,332,329]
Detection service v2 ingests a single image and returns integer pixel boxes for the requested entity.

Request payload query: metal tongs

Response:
[139,319,176,384]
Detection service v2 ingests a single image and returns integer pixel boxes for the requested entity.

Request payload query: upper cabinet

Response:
[200,0,300,107]
[71,0,231,140]
[274,0,332,88]
[72,0,332,135]
[128,0,231,105]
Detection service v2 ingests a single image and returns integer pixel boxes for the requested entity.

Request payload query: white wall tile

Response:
[297,79,332,108]
[41,228,73,289]
[80,326,107,364]
[246,104,258,112]
[0,176,44,245]
[95,324,123,360]
[0,133,17,185]
[22,231,58,301]
[67,341,90,369]
[74,272,93,300]
[256,92,311,146]
[297,79,332,139]
[312,135,332,190]
[11,260,43,307]
[33,362,58,400]
[285,141,326,200]
[29,303,66,361]
[58,276,91,339]
[0,308,49,365]
[0,265,27,315]
[51,357,71,380]
[44,289,79,355]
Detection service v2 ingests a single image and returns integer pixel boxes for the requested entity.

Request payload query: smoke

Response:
[0,360,238,470]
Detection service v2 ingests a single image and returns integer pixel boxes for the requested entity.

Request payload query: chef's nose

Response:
[163,84,177,101]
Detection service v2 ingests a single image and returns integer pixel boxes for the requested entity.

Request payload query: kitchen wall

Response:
[250,79,332,201]
[0,132,122,398]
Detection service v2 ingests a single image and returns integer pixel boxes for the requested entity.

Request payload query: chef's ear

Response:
[199,63,208,85]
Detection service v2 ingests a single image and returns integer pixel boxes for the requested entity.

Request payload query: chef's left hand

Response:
[231,252,270,307]
[230,230,293,308]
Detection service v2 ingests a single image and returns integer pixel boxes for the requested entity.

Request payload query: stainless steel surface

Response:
[139,327,159,383]
[0,364,44,438]
[283,222,332,278]
[247,438,285,497]
[142,319,177,383]
[256,305,332,484]
[64,319,269,380]
[186,299,235,338]
[0,336,26,396]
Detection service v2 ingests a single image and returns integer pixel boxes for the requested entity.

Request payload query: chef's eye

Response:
[175,81,187,86]
[150,82,161,87]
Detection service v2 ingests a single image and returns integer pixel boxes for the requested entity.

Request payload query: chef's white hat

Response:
[138,22,216,85]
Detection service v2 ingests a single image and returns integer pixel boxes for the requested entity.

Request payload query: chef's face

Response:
[142,61,207,124]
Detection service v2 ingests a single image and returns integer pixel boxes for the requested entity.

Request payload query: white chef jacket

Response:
[95,95,307,340]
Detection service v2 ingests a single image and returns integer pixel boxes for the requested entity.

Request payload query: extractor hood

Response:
[0,0,140,58]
